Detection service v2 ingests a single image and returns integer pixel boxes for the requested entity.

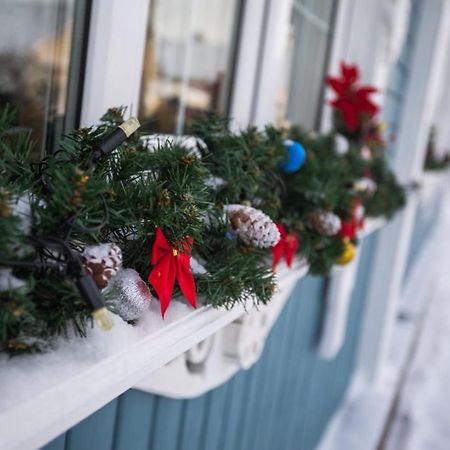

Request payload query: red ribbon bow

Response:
[272,224,299,271]
[148,227,196,317]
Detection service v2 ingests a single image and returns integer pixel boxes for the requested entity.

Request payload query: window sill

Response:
[0,218,384,450]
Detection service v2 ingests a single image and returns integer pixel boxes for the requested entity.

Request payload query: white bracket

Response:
[134,259,309,398]
[318,251,361,360]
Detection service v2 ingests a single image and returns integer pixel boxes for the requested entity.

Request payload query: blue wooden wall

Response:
[43,232,378,450]
[404,185,442,283]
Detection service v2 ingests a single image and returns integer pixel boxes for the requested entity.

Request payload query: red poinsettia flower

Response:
[326,62,379,132]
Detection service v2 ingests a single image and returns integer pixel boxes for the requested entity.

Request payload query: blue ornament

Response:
[281,139,306,173]
[225,230,237,240]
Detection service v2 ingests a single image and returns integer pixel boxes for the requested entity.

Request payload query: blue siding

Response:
[404,187,441,282]
[43,233,378,450]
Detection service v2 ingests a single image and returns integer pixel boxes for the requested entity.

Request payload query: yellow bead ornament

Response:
[335,238,355,265]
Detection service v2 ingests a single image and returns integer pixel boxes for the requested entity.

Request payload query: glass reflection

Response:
[276,0,336,130]
[0,0,77,156]
[139,0,240,134]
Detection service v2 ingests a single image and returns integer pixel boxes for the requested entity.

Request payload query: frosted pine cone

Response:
[309,210,342,236]
[82,243,123,289]
[225,205,280,248]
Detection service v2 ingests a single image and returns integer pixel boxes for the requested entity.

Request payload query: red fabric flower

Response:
[272,224,299,271]
[326,62,379,132]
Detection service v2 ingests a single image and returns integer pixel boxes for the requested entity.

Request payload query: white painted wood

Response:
[318,219,386,360]
[135,259,308,398]
[80,0,150,126]
[228,0,267,129]
[432,51,450,155]
[0,302,247,450]
[319,253,361,359]
[356,0,450,387]
[251,0,294,127]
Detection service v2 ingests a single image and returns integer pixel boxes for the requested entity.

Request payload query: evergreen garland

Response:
[0,63,407,355]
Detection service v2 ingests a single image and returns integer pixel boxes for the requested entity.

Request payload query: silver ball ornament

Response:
[104,269,152,321]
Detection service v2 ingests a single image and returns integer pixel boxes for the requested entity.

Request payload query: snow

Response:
[383,181,450,450]
[0,299,193,412]
[318,176,450,450]
[385,276,450,450]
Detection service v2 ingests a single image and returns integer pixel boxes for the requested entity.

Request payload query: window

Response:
[138,0,241,134]
[383,0,421,157]
[0,0,90,156]
[276,0,337,130]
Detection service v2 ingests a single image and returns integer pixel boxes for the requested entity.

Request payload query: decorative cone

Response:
[308,210,342,236]
[226,204,280,248]
[82,243,123,289]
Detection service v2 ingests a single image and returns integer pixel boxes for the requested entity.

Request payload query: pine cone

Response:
[308,210,342,236]
[82,243,123,289]
[226,205,280,248]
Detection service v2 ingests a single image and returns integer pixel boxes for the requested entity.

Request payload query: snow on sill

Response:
[0,218,383,450]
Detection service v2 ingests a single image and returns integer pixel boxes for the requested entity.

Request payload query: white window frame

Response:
[80,0,151,126]
[356,0,450,386]
[81,0,269,131]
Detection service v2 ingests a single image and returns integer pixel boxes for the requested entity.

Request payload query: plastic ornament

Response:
[226,204,280,248]
[281,139,306,173]
[104,269,152,321]
[308,210,342,236]
[334,134,350,156]
[335,238,356,265]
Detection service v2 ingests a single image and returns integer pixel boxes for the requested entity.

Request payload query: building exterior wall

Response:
[2,0,448,448]
[44,232,378,450]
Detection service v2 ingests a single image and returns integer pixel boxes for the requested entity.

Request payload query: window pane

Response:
[0,0,89,157]
[139,0,241,134]
[275,0,336,130]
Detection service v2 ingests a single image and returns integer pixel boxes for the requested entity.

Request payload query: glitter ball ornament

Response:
[281,139,306,172]
[82,243,123,289]
[104,269,152,321]
[308,210,342,236]
[336,238,356,265]
[226,205,280,248]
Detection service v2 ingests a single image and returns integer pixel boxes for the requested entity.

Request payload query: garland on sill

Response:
[0,62,406,355]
